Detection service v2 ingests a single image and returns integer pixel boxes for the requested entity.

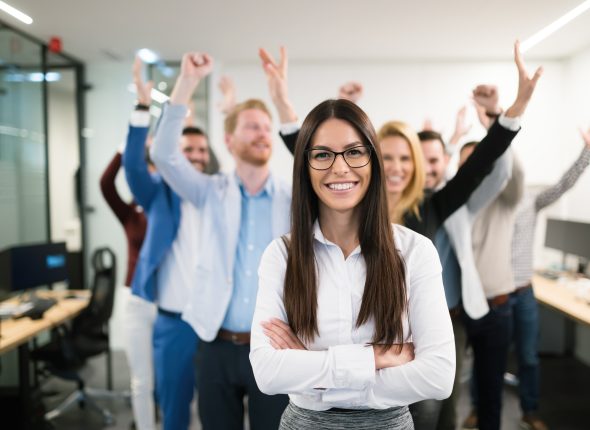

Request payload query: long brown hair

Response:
[284,99,408,346]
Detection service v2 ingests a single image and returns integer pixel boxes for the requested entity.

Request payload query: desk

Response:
[0,290,90,429]
[533,274,590,326]
[0,290,90,353]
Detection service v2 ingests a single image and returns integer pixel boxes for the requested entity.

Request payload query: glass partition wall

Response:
[0,20,86,288]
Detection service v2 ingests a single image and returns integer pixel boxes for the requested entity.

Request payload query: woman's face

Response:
[308,118,372,216]
[379,135,415,196]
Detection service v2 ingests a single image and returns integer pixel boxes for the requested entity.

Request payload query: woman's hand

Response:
[505,40,543,118]
[373,342,415,370]
[261,318,307,350]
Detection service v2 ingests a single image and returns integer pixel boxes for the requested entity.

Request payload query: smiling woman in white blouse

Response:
[249,99,455,430]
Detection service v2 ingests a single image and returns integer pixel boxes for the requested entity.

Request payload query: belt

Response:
[513,283,533,295]
[157,307,181,318]
[217,329,251,345]
[487,294,509,308]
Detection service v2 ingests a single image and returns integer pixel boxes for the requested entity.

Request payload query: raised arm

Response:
[534,132,590,211]
[123,56,159,209]
[259,46,300,155]
[100,152,132,224]
[150,52,214,208]
[447,106,471,152]
[430,41,542,224]
[259,46,298,125]
[218,75,237,115]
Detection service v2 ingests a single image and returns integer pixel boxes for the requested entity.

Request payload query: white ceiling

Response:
[3,0,590,64]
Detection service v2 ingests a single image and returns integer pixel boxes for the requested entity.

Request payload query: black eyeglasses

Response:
[306,145,372,170]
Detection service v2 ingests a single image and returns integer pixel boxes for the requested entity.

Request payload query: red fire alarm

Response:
[48,37,62,53]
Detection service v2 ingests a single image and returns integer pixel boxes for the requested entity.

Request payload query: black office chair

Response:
[32,247,122,426]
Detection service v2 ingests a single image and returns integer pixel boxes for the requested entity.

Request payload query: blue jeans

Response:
[511,286,540,413]
[153,311,199,430]
[463,301,513,430]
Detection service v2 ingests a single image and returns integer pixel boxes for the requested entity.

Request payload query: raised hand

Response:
[132,55,153,106]
[374,342,415,370]
[179,52,214,80]
[259,46,297,123]
[472,85,501,116]
[505,40,543,118]
[338,81,363,104]
[218,75,236,114]
[170,51,214,106]
[261,318,307,350]
[449,106,472,145]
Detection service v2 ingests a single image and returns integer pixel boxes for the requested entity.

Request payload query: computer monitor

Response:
[0,242,69,297]
[545,218,590,261]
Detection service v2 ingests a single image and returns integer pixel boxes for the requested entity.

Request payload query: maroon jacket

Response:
[99,153,147,287]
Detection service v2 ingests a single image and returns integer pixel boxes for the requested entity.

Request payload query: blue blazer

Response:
[123,125,181,302]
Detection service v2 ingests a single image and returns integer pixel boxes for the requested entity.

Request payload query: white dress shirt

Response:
[250,221,455,411]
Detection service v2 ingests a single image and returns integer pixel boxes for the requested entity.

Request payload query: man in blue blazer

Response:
[123,81,212,429]
[151,52,290,430]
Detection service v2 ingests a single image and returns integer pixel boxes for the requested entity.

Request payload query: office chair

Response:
[32,247,124,426]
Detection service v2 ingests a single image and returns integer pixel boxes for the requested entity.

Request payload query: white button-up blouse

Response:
[250,221,455,411]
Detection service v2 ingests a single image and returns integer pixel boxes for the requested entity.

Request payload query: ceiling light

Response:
[0,1,33,24]
[521,0,590,53]
[137,48,160,64]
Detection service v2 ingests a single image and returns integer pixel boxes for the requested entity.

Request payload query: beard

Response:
[235,139,272,166]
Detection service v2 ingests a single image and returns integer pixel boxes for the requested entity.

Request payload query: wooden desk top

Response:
[0,290,90,354]
[533,274,590,326]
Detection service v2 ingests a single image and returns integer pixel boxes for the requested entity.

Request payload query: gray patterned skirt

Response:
[279,402,414,430]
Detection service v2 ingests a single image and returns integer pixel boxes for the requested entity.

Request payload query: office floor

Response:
[41,350,590,430]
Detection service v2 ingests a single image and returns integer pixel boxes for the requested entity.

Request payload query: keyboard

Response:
[13,297,57,320]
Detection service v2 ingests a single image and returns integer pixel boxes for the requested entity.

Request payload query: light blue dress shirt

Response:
[222,176,274,332]
[150,103,292,341]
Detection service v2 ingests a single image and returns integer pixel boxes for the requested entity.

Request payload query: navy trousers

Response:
[153,310,199,430]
